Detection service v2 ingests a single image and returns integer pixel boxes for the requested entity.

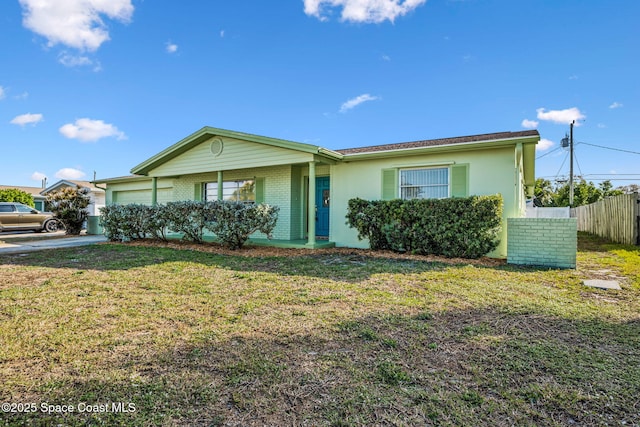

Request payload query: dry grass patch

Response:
[0,234,638,426]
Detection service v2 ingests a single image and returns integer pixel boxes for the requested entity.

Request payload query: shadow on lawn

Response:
[577,232,640,254]
[3,307,639,427]
[0,243,467,281]
[0,241,562,283]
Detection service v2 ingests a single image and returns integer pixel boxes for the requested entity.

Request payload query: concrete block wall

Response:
[507,218,577,269]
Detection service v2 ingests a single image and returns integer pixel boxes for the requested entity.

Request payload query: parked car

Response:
[0,202,62,233]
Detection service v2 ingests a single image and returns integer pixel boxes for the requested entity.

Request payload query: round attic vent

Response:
[210,138,224,157]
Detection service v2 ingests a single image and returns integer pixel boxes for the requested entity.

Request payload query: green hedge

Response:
[346,195,503,258]
[100,201,279,250]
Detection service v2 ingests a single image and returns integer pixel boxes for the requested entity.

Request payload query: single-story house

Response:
[94,126,539,257]
[42,180,106,216]
[0,185,47,211]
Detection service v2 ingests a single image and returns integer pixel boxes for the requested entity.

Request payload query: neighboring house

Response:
[0,185,47,211]
[42,180,106,216]
[94,126,539,257]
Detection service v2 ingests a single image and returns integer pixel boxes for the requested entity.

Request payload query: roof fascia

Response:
[42,180,75,193]
[341,135,540,161]
[92,175,152,184]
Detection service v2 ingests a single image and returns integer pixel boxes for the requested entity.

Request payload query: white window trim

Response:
[399,166,451,200]
[204,179,256,203]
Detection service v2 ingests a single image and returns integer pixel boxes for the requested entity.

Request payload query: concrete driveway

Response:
[0,231,107,254]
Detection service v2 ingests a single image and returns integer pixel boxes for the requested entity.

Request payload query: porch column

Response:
[307,161,317,247]
[217,171,224,201]
[151,177,158,206]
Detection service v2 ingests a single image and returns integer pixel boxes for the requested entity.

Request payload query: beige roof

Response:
[0,185,46,198]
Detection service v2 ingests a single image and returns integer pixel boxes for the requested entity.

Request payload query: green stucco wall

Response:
[330,146,521,258]
[507,218,577,269]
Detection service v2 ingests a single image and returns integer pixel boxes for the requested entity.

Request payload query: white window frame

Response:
[204,179,256,203]
[399,166,450,200]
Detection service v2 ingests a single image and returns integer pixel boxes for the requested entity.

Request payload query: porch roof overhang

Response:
[131,126,343,176]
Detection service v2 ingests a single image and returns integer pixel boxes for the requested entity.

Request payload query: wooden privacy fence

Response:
[571,193,639,245]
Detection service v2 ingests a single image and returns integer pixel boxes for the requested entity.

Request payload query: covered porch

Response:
[133,127,343,248]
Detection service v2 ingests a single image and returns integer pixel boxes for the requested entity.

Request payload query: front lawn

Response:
[0,234,638,426]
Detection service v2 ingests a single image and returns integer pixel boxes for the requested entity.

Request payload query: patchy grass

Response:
[0,233,639,426]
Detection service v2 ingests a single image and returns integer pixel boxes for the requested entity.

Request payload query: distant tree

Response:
[46,187,90,235]
[599,180,624,198]
[533,178,556,207]
[616,183,640,194]
[0,188,34,207]
[553,179,623,207]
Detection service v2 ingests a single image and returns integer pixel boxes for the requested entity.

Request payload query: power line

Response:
[577,141,640,155]
[574,151,584,177]
[582,173,640,177]
[554,151,569,180]
[536,145,564,159]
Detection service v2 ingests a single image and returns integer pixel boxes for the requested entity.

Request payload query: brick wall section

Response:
[507,218,577,269]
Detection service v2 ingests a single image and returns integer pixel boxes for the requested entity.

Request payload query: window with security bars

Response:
[204,180,255,203]
[400,168,449,199]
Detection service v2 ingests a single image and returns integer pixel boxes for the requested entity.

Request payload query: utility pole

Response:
[569,120,575,207]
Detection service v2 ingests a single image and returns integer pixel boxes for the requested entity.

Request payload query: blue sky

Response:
[1,0,638,189]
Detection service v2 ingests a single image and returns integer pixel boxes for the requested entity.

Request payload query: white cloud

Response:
[15,92,29,100]
[31,171,47,181]
[0,86,5,100]
[166,42,178,53]
[382,54,391,61]
[609,101,623,109]
[55,168,86,180]
[59,118,126,142]
[304,0,427,23]
[19,0,134,51]
[340,94,379,113]
[220,30,225,38]
[10,113,43,126]
[58,53,93,67]
[536,107,585,126]
[597,123,607,129]
[521,119,538,129]
[536,138,554,152]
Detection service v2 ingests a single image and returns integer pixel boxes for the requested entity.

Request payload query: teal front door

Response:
[315,177,330,237]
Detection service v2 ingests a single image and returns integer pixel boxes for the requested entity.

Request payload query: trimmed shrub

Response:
[99,205,127,241]
[346,195,503,259]
[206,202,279,250]
[163,201,215,243]
[99,201,279,249]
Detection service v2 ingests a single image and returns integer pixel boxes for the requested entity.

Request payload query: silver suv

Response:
[0,202,62,233]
